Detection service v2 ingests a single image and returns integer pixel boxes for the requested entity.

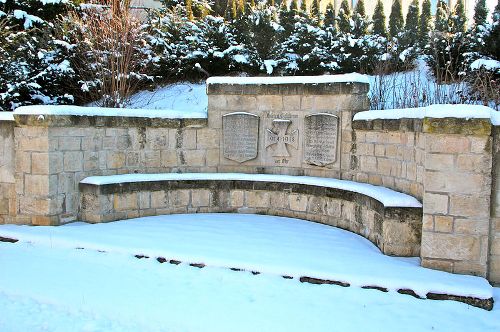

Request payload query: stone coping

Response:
[353,117,493,135]
[80,173,422,208]
[0,112,14,122]
[13,105,208,128]
[207,74,369,95]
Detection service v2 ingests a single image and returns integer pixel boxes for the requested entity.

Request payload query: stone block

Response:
[307,196,326,214]
[106,151,126,169]
[169,190,190,207]
[454,218,489,236]
[16,152,31,174]
[180,150,205,167]
[228,95,257,111]
[421,231,480,261]
[256,95,282,111]
[31,153,49,175]
[434,215,453,233]
[146,128,168,150]
[230,191,244,207]
[421,258,454,273]
[426,135,469,153]
[289,194,308,212]
[169,129,197,149]
[145,151,161,168]
[192,190,210,207]
[270,192,287,209]
[456,154,491,173]
[453,261,487,277]
[25,174,49,196]
[422,193,448,214]
[64,151,84,172]
[59,137,81,151]
[282,95,301,111]
[422,214,434,231]
[424,153,455,171]
[113,193,138,211]
[449,195,490,218]
[469,136,491,154]
[161,150,177,167]
[247,191,270,208]
[139,192,151,209]
[151,191,167,209]
[425,171,488,194]
[196,129,219,149]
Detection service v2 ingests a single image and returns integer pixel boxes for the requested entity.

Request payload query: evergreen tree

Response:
[300,0,307,16]
[485,0,500,59]
[473,0,488,27]
[186,0,194,21]
[372,0,387,37]
[405,0,419,35]
[324,2,336,28]
[291,0,299,14]
[451,0,467,33]
[389,0,404,38]
[419,0,432,46]
[337,0,351,34]
[352,0,368,36]
[434,0,449,32]
[279,0,296,36]
[310,0,321,21]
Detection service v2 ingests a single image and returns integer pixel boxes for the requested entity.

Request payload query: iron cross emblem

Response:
[265,119,299,157]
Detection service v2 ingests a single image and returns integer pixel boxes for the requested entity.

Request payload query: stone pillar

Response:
[421,118,493,277]
[0,120,16,224]
[489,126,500,284]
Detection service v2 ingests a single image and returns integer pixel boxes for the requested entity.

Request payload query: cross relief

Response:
[265,119,299,157]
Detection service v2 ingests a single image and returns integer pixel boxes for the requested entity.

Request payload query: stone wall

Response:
[490,127,500,283]
[13,115,211,225]
[350,119,425,200]
[0,120,16,224]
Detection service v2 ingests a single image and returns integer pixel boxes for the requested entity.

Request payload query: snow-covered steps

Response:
[0,214,493,310]
[79,173,423,257]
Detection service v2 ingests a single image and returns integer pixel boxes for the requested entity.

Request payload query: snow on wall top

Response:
[206,73,370,85]
[14,105,207,119]
[81,172,422,208]
[353,104,500,126]
[0,112,15,122]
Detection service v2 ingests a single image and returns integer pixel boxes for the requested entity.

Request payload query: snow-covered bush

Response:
[0,0,77,111]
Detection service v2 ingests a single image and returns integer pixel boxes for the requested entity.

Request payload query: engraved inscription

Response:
[304,113,338,166]
[265,119,299,157]
[223,112,259,163]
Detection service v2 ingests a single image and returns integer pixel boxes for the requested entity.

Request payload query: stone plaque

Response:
[222,112,259,163]
[265,119,299,157]
[304,113,339,166]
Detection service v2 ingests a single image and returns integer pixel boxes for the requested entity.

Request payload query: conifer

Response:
[473,0,488,27]
[337,0,351,34]
[324,2,336,28]
[419,0,432,45]
[352,0,367,36]
[372,0,387,37]
[311,0,321,21]
[452,0,467,33]
[389,0,404,38]
[186,0,194,21]
[434,0,449,33]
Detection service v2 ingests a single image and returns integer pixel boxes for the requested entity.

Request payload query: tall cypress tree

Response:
[473,0,488,27]
[389,0,404,38]
[280,0,296,35]
[419,0,432,45]
[373,0,387,37]
[291,0,299,14]
[485,0,500,59]
[352,0,367,36]
[337,0,351,34]
[324,2,336,28]
[452,0,467,33]
[405,0,419,35]
[434,0,449,32]
[310,0,321,21]
[300,0,307,16]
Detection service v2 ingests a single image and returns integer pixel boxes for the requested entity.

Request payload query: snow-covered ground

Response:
[1,214,499,332]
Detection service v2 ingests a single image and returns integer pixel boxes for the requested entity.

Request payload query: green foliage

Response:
[352,0,367,36]
[337,0,350,34]
[389,0,404,38]
[473,0,488,27]
[484,0,500,59]
[451,0,466,34]
[372,0,387,37]
[434,0,449,32]
[310,0,321,21]
[323,2,336,28]
[419,0,432,46]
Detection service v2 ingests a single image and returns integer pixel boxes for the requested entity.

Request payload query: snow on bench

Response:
[79,173,423,258]
[80,173,422,208]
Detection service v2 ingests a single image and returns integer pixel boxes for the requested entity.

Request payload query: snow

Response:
[0,112,14,121]
[0,214,494,300]
[116,83,208,115]
[206,73,370,85]
[470,59,500,71]
[0,214,498,331]
[14,104,207,119]
[13,9,43,29]
[354,104,500,126]
[80,172,421,208]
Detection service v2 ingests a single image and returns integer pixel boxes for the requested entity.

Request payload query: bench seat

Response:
[79,173,423,256]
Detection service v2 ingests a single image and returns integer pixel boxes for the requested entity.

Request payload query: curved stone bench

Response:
[79,173,423,256]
